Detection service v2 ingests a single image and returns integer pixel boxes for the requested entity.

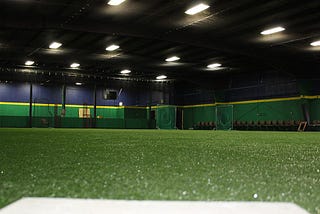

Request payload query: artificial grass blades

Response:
[0,129,319,213]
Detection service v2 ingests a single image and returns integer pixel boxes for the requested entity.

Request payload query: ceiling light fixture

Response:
[75,82,82,86]
[49,42,62,49]
[106,45,120,51]
[165,56,180,62]
[207,63,222,68]
[261,27,285,35]
[25,60,35,66]
[310,40,320,47]
[70,63,80,68]
[185,3,210,15]
[108,0,126,6]
[120,69,131,74]
[156,75,167,80]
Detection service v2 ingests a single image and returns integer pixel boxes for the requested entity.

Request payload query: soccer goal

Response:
[156,105,177,129]
[215,104,233,130]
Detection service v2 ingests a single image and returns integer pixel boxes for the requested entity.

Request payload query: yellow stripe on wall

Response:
[1,94,320,109]
[0,102,30,106]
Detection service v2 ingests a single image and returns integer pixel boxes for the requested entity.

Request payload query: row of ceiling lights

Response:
[260,26,320,46]
[24,42,168,80]
[108,0,320,46]
[23,1,320,81]
[24,41,222,81]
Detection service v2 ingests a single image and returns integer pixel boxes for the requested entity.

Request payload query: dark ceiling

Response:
[0,0,320,84]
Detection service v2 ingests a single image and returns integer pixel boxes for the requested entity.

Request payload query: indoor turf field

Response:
[0,128,319,214]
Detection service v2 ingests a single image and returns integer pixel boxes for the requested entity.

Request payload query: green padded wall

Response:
[156,105,176,129]
[233,100,304,122]
[182,106,216,129]
[309,99,320,121]
[0,103,29,127]
[182,98,315,129]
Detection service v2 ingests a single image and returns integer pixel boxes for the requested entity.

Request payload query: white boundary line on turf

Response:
[0,197,310,214]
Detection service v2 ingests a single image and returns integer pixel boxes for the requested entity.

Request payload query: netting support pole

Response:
[93,84,97,128]
[62,84,66,113]
[28,83,33,128]
[182,109,184,130]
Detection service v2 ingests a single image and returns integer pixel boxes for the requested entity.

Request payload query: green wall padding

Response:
[1,98,319,129]
[96,108,125,119]
[124,108,147,119]
[0,116,28,127]
[0,104,29,116]
[233,100,304,122]
[309,99,320,121]
[125,119,149,129]
[96,118,125,129]
[182,99,313,129]
[156,106,176,129]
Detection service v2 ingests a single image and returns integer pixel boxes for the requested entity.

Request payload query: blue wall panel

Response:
[0,82,30,102]
[66,86,94,105]
[33,84,62,104]
[96,88,138,106]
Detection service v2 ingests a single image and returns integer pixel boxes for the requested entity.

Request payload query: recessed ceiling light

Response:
[165,56,180,62]
[156,75,167,80]
[75,82,82,86]
[106,44,120,51]
[70,63,80,68]
[207,63,222,68]
[310,40,320,47]
[185,3,210,15]
[49,42,62,49]
[108,0,126,6]
[120,69,131,74]
[25,60,35,66]
[261,27,285,35]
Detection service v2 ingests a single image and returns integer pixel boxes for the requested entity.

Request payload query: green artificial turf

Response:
[0,128,319,213]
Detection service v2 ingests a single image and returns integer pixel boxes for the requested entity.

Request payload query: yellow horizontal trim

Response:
[124,106,148,109]
[181,95,320,108]
[33,103,62,107]
[0,102,29,106]
[96,106,124,109]
[1,94,320,109]
[225,96,301,105]
[182,103,216,108]
[65,104,94,108]
[151,105,178,109]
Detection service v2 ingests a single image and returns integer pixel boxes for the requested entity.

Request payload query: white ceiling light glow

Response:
[261,27,285,35]
[70,63,80,68]
[49,42,62,49]
[75,82,82,86]
[310,40,320,47]
[156,75,167,80]
[185,3,210,15]
[108,0,126,6]
[25,60,35,66]
[106,45,120,51]
[120,69,131,74]
[207,63,222,68]
[165,56,180,62]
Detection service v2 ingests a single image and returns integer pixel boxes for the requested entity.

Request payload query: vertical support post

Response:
[93,84,97,128]
[182,109,184,130]
[29,83,33,128]
[62,84,66,111]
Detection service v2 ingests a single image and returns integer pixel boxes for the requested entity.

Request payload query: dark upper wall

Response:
[0,80,174,106]
[175,71,320,105]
